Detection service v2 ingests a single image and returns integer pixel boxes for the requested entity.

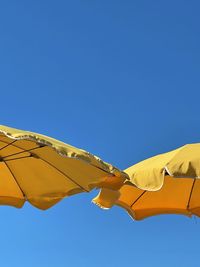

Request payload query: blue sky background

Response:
[0,1,200,266]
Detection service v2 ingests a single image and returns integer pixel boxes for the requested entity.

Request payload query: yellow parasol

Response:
[93,144,200,220]
[0,125,127,210]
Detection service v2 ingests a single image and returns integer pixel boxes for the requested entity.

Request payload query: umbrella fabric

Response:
[92,144,200,220]
[124,143,200,191]
[0,125,127,210]
[105,176,200,220]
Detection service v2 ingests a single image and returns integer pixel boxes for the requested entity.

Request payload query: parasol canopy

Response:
[0,125,127,210]
[93,144,200,220]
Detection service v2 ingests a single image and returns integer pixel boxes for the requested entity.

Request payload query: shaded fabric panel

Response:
[0,125,126,181]
[5,139,39,150]
[118,183,144,206]
[132,176,193,220]
[188,179,200,217]
[33,146,114,191]
[0,142,24,157]
[0,140,17,150]
[116,183,145,219]
[116,176,194,220]
[5,157,85,210]
[0,162,25,208]
[0,138,40,160]
[0,138,34,162]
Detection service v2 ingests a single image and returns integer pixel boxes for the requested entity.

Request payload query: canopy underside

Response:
[116,176,200,220]
[0,127,127,210]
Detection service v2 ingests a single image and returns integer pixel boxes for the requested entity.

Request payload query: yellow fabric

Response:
[125,144,200,190]
[93,176,200,220]
[116,176,200,220]
[92,188,120,209]
[0,125,128,209]
[93,144,200,219]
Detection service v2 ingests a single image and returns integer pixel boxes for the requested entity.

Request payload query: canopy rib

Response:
[187,178,196,210]
[39,157,90,192]
[4,155,33,162]
[0,136,120,192]
[1,143,117,177]
[0,144,111,192]
[0,137,119,177]
[0,139,39,152]
[2,155,89,193]
[2,146,42,160]
[0,140,18,151]
[3,161,27,200]
[130,190,146,208]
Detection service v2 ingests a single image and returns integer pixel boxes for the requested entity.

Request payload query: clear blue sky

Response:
[0,1,200,266]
